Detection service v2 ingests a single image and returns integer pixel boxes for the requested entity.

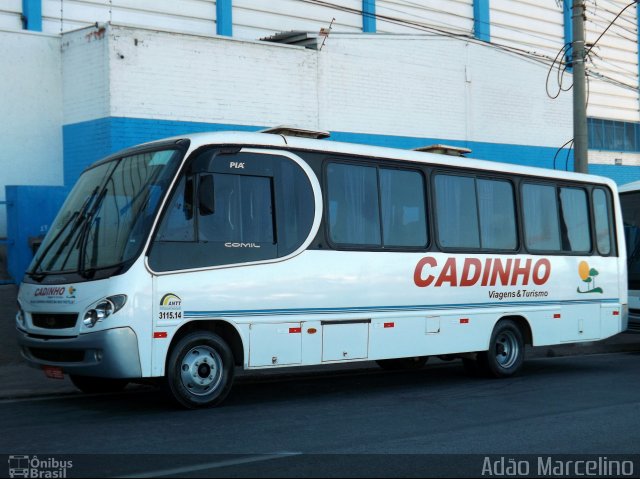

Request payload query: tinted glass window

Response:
[156,176,195,241]
[435,175,479,248]
[621,190,640,288]
[380,169,427,247]
[198,174,274,244]
[276,158,315,256]
[593,188,612,255]
[522,183,561,251]
[150,150,315,271]
[477,179,517,250]
[327,163,381,246]
[559,187,590,252]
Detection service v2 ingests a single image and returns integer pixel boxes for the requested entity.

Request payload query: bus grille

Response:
[32,313,78,329]
[28,348,85,363]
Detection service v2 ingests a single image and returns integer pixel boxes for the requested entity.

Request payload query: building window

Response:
[588,117,640,153]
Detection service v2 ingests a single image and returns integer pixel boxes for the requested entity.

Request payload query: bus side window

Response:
[379,168,428,248]
[522,183,561,252]
[559,187,591,253]
[327,163,381,246]
[434,174,480,249]
[155,176,195,242]
[477,178,517,250]
[593,188,612,255]
[197,174,274,244]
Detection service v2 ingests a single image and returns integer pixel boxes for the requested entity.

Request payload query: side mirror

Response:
[198,175,215,216]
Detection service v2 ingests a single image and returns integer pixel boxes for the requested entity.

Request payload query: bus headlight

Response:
[83,294,127,328]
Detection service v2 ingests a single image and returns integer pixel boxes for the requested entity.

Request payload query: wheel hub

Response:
[180,346,223,396]
[495,331,518,368]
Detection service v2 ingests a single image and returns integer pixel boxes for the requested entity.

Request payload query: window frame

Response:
[592,186,616,257]
[323,158,430,252]
[147,147,320,273]
[520,180,596,256]
[431,170,519,254]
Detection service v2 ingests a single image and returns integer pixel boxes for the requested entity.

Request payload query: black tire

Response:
[376,356,428,371]
[483,319,525,378]
[166,331,235,409]
[70,375,128,394]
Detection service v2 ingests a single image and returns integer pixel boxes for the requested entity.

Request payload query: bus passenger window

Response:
[477,179,517,250]
[434,175,480,249]
[522,183,561,252]
[327,163,381,246]
[559,187,591,252]
[379,169,427,247]
[593,188,612,255]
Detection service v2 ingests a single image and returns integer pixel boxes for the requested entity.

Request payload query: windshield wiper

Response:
[27,211,79,281]
[77,188,108,279]
[28,186,100,280]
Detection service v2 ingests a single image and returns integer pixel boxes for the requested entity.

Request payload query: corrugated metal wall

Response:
[585,0,639,122]
[0,0,638,123]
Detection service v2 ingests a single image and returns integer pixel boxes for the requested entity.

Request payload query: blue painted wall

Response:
[22,0,42,31]
[63,117,261,186]
[63,117,640,188]
[362,0,376,33]
[473,0,490,42]
[216,0,232,36]
[6,185,70,283]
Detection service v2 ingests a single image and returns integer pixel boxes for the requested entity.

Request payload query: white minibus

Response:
[16,129,628,408]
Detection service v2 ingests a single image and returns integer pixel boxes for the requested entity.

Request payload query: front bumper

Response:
[17,327,142,378]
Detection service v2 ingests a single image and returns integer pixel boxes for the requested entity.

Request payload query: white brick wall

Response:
[3,1,639,125]
[102,26,571,147]
[590,150,640,166]
[109,27,319,127]
[0,30,64,236]
[62,25,110,124]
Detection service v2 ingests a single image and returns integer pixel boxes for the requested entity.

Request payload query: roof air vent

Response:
[260,125,330,139]
[413,144,472,157]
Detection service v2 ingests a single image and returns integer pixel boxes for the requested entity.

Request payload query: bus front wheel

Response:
[479,319,525,378]
[166,331,235,409]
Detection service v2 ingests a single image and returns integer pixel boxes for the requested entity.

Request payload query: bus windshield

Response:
[621,190,640,289]
[29,148,184,279]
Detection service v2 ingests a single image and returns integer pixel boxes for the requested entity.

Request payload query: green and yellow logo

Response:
[577,261,602,294]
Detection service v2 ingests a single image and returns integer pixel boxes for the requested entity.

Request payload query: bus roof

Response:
[124,131,618,190]
[618,180,640,193]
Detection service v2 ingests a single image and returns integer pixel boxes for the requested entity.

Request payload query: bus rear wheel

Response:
[480,319,525,378]
[376,356,428,371]
[166,331,235,409]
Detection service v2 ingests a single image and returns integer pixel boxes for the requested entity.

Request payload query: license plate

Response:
[43,366,64,380]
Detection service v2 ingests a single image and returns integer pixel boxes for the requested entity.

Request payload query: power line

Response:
[299,0,561,69]
[585,0,638,57]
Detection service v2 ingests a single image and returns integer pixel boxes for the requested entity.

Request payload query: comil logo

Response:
[160,293,182,308]
[577,261,603,294]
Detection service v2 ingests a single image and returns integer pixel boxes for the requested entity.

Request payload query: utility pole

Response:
[572,0,589,173]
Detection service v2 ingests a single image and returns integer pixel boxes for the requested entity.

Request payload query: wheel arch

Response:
[167,320,246,369]
[496,315,533,346]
